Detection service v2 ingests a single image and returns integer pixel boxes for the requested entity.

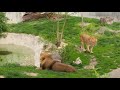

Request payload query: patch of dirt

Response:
[79,22,91,27]
[0,75,5,78]
[95,27,120,35]
[75,45,86,53]
[109,68,120,78]
[24,72,38,77]
[84,56,98,70]
[84,65,95,70]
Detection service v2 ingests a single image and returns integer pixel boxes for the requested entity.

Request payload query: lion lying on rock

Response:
[40,51,76,72]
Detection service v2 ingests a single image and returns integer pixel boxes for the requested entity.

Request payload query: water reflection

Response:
[0,44,34,66]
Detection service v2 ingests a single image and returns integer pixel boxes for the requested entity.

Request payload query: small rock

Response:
[84,65,95,70]
[0,75,5,78]
[84,56,97,70]
[73,57,82,65]
[24,72,38,77]
[90,58,97,66]
[109,68,120,78]
[36,67,42,70]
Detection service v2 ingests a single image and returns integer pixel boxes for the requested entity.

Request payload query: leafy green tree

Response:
[0,12,7,37]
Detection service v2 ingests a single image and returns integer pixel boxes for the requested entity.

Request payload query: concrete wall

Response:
[5,12,25,24]
[0,33,45,67]
[68,12,120,21]
[5,12,120,24]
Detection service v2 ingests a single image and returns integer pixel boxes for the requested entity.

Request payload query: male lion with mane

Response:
[40,51,76,72]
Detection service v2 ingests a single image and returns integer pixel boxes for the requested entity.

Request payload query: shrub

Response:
[0,12,7,33]
[82,23,100,33]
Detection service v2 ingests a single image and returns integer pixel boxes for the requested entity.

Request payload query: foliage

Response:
[56,12,68,47]
[82,23,100,33]
[0,12,7,38]
[0,12,7,32]
[106,22,120,30]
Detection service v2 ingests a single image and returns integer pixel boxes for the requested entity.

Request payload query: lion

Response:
[80,33,97,53]
[40,51,76,72]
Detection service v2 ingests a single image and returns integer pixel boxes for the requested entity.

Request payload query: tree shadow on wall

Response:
[0,51,12,55]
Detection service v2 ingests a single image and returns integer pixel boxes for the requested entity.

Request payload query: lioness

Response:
[40,51,76,72]
[80,33,97,53]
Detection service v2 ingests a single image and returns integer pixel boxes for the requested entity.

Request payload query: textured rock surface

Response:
[0,44,34,66]
[24,72,38,77]
[109,68,120,78]
[0,33,45,67]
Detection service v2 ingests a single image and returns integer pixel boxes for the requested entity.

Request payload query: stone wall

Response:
[5,12,120,24]
[5,12,25,24]
[0,33,45,67]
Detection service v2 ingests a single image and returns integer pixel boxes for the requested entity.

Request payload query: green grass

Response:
[106,22,120,30]
[0,63,97,78]
[1,16,120,78]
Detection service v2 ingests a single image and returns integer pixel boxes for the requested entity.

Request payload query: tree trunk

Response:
[60,12,68,42]
[81,12,84,31]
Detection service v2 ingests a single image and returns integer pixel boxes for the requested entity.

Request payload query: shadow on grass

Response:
[0,51,12,55]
